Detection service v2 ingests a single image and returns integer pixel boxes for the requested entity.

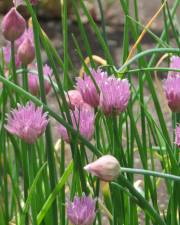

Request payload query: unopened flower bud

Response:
[84,155,120,182]
[2,7,26,42]
[17,38,35,65]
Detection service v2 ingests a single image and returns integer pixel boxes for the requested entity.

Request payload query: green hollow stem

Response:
[37,161,73,225]
[11,41,19,101]
[121,167,180,182]
[29,1,58,223]
[11,41,17,85]
[27,144,37,225]
[112,176,166,225]
[117,48,179,74]
[22,65,29,92]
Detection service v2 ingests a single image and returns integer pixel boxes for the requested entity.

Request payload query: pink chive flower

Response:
[76,69,108,107]
[58,107,95,143]
[84,155,120,182]
[28,64,52,96]
[67,195,96,225]
[66,90,85,110]
[13,0,39,7]
[175,125,180,147]
[99,77,130,115]
[5,102,48,144]
[1,7,26,42]
[17,37,35,65]
[168,56,180,77]
[163,76,180,113]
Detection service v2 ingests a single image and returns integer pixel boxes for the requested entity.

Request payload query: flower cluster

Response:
[76,68,130,114]
[1,7,53,96]
[58,68,130,143]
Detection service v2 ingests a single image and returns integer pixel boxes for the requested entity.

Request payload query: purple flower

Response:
[58,106,95,143]
[66,90,85,110]
[163,76,180,113]
[175,125,180,147]
[28,64,52,96]
[99,76,130,115]
[5,102,48,144]
[168,56,180,77]
[76,69,108,107]
[1,7,26,42]
[67,195,96,225]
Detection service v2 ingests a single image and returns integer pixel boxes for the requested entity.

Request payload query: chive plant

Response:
[0,0,180,225]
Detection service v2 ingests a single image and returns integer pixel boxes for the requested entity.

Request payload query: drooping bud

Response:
[84,155,120,182]
[17,37,35,65]
[1,7,26,42]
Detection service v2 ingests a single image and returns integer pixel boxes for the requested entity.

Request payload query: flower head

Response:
[17,37,35,65]
[84,155,120,182]
[99,77,130,115]
[28,64,52,96]
[1,7,26,41]
[163,76,180,112]
[168,56,180,77]
[175,125,180,147]
[66,90,85,110]
[5,102,48,144]
[67,195,96,225]
[58,106,95,143]
[76,69,108,107]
